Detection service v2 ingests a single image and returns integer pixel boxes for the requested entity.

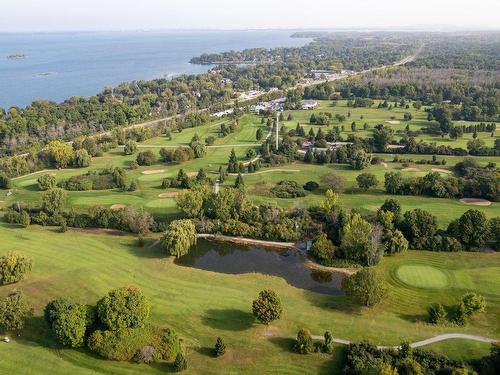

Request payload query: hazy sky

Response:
[1,0,499,32]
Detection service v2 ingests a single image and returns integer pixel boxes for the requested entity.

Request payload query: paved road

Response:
[309,332,497,350]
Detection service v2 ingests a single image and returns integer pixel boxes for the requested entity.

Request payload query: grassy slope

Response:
[0,225,498,374]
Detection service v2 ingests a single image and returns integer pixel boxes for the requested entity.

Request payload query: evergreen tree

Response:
[234,173,244,189]
[227,149,238,173]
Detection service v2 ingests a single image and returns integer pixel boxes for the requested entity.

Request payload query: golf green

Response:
[395,264,450,289]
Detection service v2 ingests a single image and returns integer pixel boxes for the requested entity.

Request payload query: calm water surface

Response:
[176,240,344,295]
[0,30,308,108]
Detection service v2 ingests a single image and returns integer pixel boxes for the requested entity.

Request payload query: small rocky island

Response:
[7,53,27,60]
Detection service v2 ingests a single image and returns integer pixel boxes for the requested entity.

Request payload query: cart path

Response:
[308,332,497,350]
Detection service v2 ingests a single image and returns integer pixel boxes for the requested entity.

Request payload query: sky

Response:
[1,0,499,32]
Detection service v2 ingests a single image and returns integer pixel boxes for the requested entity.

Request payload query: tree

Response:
[136,150,157,166]
[252,289,283,325]
[162,219,197,258]
[37,174,56,190]
[227,148,238,173]
[461,293,486,316]
[72,149,92,168]
[294,328,314,354]
[256,128,263,141]
[342,268,387,307]
[124,140,137,155]
[310,233,336,265]
[0,173,12,189]
[176,185,211,218]
[0,290,33,331]
[402,209,438,244]
[350,149,371,170]
[427,303,446,324]
[448,210,489,250]
[214,337,226,357]
[341,213,376,265]
[384,230,408,255]
[234,173,244,189]
[45,298,94,347]
[96,286,150,330]
[124,207,154,237]
[173,352,187,372]
[380,199,402,218]
[41,188,67,215]
[47,140,73,168]
[320,173,346,193]
[356,173,379,190]
[322,331,334,353]
[0,252,33,285]
[320,189,341,213]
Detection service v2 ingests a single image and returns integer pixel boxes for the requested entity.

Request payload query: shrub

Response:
[0,172,12,189]
[356,173,379,190]
[427,303,446,324]
[134,346,157,364]
[461,293,486,316]
[323,331,333,353]
[310,233,336,265]
[271,180,306,198]
[157,328,181,361]
[303,181,319,191]
[72,149,92,168]
[0,252,33,285]
[136,151,157,166]
[0,290,33,331]
[214,337,226,357]
[96,287,150,330]
[252,289,283,325]
[88,327,157,361]
[173,353,188,372]
[124,140,138,155]
[37,174,57,190]
[294,328,314,354]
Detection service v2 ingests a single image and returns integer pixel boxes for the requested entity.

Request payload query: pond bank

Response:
[196,233,295,250]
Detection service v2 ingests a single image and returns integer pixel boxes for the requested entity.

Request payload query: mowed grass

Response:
[395,265,451,289]
[1,103,498,226]
[0,224,498,374]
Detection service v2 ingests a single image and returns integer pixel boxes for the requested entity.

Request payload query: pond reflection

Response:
[176,240,344,295]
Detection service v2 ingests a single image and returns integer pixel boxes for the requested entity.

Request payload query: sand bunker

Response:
[158,192,179,198]
[110,204,127,210]
[402,167,421,172]
[382,162,388,168]
[142,169,165,175]
[186,172,198,177]
[431,168,452,174]
[459,198,492,207]
[386,120,401,125]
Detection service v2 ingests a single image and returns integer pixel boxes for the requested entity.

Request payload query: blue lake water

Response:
[0,30,308,108]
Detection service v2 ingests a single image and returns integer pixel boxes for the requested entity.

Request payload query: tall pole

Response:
[275,112,279,150]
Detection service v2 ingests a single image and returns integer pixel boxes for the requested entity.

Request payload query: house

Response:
[301,100,318,110]
[211,108,234,118]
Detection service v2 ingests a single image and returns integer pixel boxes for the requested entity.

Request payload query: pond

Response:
[176,240,344,295]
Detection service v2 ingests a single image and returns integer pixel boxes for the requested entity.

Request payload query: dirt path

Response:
[197,233,295,249]
[227,169,300,177]
[307,333,497,350]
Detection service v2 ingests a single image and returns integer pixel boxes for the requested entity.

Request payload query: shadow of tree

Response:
[268,337,295,352]
[202,309,254,331]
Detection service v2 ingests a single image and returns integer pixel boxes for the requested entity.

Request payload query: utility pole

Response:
[275,112,279,150]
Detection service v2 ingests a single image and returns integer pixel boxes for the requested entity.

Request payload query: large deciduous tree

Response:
[96,287,150,331]
[0,290,34,331]
[252,289,282,325]
[47,140,73,168]
[162,219,197,258]
[342,268,387,307]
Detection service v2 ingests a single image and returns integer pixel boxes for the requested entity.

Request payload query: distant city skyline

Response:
[1,0,499,32]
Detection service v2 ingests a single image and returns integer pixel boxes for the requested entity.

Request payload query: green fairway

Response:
[395,265,451,289]
[0,225,498,374]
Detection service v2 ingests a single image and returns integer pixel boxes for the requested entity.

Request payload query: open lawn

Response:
[0,225,498,374]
